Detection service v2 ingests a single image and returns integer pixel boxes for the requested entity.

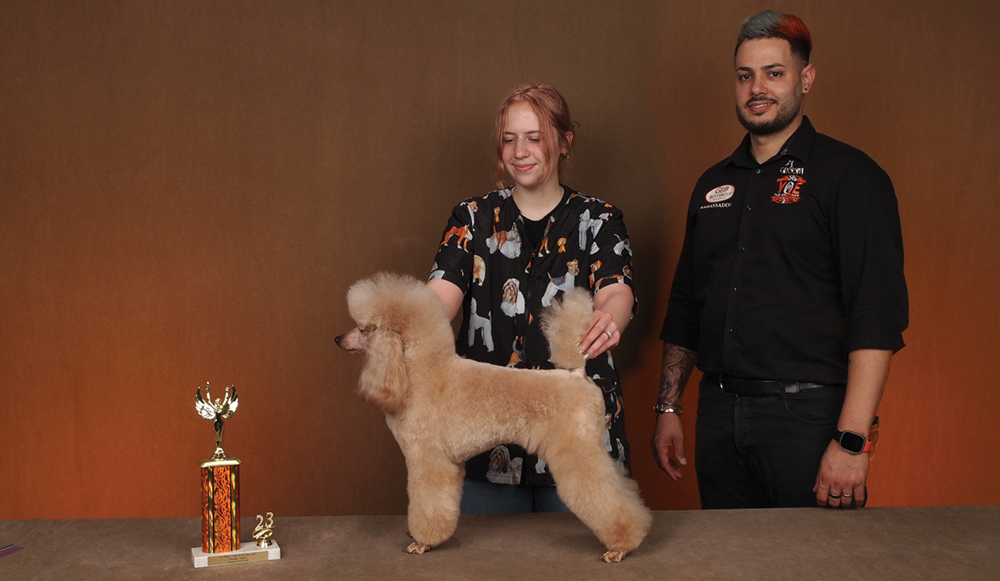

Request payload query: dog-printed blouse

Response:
[430,185,636,487]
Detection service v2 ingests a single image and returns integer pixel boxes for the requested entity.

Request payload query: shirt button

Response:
[739,246,747,251]
[727,328,735,333]
[733,287,738,292]
[746,205,752,211]
[755,169,761,174]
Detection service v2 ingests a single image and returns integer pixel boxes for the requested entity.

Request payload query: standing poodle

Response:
[335,273,651,562]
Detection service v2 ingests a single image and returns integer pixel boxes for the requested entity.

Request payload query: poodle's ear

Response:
[358,328,408,414]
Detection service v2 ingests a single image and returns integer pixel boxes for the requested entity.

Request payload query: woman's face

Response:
[501,102,566,193]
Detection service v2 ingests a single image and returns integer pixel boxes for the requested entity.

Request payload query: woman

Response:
[428,84,636,513]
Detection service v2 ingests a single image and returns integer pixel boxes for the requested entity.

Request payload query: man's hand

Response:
[813,439,869,507]
[651,412,687,480]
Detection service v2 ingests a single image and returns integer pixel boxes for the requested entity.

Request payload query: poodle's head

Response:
[336,272,452,413]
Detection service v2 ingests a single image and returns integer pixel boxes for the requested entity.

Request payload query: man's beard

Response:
[736,95,801,135]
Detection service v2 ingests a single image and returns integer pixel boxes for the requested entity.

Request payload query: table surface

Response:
[2,506,998,580]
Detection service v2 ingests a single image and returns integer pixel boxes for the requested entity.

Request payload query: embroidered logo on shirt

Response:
[779,160,805,175]
[700,185,735,210]
[772,175,806,204]
[705,185,735,203]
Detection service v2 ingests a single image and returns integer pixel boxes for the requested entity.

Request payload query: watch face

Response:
[839,431,867,454]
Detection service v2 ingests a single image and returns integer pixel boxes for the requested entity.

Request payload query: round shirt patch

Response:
[706,185,735,203]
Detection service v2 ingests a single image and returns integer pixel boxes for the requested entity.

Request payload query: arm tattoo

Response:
[658,343,697,405]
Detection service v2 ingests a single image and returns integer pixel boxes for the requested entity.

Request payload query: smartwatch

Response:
[835,430,872,455]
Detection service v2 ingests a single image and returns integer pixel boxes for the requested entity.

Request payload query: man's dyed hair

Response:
[735,10,812,65]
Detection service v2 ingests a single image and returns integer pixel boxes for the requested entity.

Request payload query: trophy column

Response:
[192,382,279,567]
[200,456,242,553]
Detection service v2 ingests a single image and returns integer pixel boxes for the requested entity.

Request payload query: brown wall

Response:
[2,0,997,519]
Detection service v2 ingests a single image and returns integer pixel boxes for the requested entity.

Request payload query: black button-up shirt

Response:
[661,117,908,384]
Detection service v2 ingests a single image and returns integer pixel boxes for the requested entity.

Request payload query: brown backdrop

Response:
[2,0,998,519]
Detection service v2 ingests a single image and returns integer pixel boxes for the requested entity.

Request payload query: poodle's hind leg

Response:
[403,452,465,554]
[545,442,653,562]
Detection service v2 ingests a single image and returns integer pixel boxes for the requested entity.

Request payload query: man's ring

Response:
[842,494,852,498]
[828,493,841,499]
[604,330,614,340]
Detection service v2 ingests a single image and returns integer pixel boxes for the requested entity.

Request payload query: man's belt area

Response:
[707,374,845,396]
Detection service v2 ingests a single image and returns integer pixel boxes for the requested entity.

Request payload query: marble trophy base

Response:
[191,541,281,568]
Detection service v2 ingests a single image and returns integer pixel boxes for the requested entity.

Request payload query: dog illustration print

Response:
[578,208,611,248]
[472,255,486,286]
[441,224,472,251]
[467,296,494,351]
[500,278,525,318]
[486,207,522,258]
[486,445,522,485]
[541,259,580,306]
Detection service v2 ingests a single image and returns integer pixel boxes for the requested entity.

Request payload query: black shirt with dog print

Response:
[430,185,636,487]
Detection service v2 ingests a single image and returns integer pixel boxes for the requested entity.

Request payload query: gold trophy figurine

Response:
[196,383,239,460]
[253,512,276,548]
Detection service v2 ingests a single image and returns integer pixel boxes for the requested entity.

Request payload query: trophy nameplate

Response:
[191,383,280,568]
[191,539,281,568]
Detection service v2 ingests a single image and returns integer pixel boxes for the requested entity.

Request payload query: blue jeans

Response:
[460,479,570,514]
[695,375,846,508]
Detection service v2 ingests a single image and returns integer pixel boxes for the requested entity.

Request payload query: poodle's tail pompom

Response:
[540,287,593,371]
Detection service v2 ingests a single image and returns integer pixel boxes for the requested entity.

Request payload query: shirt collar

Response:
[505,185,574,223]
[726,115,817,169]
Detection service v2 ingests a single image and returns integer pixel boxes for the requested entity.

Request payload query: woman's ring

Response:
[604,330,614,340]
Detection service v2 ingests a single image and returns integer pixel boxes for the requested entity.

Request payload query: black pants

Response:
[695,375,846,509]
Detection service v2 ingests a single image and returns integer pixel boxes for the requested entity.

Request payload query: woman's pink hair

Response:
[493,84,576,188]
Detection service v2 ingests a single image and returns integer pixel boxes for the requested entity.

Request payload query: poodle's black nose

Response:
[335,335,342,345]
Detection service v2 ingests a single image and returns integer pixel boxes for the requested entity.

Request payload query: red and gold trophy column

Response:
[194,383,241,554]
[200,456,241,553]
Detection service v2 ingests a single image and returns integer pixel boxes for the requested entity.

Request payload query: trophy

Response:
[191,383,280,568]
[253,512,276,547]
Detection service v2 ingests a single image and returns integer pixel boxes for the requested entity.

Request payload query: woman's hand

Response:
[580,308,619,359]
[581,284,634,359]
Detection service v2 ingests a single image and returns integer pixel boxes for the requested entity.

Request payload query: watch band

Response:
[868,416,880,459]
[653,402,683,415]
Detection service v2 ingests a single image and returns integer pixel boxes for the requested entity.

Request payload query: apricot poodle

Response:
[335,273,651,562]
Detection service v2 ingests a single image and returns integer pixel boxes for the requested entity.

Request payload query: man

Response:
[651,10,908,509]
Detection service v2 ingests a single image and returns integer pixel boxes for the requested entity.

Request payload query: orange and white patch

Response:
[772,175,806,204]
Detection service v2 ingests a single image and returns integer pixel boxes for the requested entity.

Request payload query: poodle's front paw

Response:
[601,550,626,563]
[404,541,433,555]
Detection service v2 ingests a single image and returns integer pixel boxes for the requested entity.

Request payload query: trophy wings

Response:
[195,383,239,419]
[222,386,239,418]
[195,388,216,420]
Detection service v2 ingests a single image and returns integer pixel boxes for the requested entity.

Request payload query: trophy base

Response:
[191,541,281,568]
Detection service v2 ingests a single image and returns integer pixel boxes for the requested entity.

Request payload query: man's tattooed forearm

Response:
[658,343,697,404]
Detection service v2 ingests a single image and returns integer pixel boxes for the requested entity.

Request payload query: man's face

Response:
[734,37,814,135]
